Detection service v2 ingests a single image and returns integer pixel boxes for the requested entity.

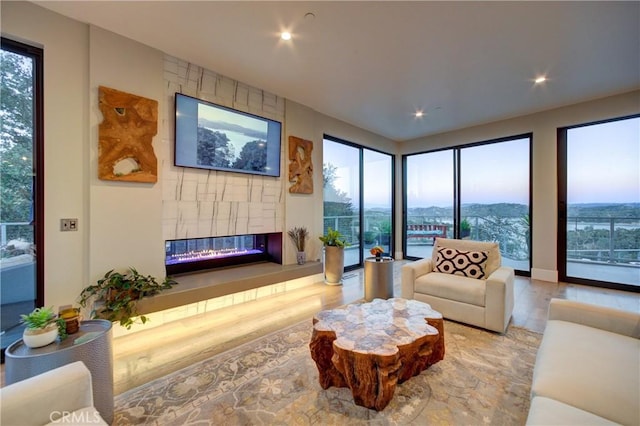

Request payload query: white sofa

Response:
[401,238,514,333]
[0,361,108,426]
[527,299,640,425]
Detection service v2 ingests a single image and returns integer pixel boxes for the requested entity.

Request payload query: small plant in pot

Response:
[78,267,177,330]
[319,227,350,285]
[20,306,67,348]
[287,226,309,265]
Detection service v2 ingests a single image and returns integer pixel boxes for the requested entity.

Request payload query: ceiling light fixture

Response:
[280,32,292,41]
[534,76,547,84]
[415,111,424,118]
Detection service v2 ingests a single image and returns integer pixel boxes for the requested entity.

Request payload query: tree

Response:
[232,140,266,172]
[1,47,34,241]
[322,163,355,241]
[196,127,233,168]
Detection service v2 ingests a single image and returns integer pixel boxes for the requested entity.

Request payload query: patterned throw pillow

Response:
[434,247,489,279]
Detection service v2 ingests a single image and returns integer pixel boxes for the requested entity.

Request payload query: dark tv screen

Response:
[174,93,282,177]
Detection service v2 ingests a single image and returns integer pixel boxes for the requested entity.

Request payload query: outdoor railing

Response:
[0,222,32,247]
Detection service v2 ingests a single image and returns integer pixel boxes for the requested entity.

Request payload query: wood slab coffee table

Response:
[309,297,444,411]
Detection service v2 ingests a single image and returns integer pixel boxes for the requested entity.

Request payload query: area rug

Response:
[114,319,541,425]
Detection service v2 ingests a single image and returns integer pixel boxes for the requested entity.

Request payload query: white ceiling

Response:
[34,1,640,141]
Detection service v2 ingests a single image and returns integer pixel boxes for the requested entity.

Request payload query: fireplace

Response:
[165,232,282,275]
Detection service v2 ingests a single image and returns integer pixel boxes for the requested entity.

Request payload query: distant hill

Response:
[405,202,639,219]
[567,203,640,218]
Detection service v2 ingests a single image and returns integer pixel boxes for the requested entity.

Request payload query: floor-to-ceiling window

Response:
[323,136,394,269]
[558,115,640,290]
[1,38,44,355]
[404,134,531,275]
[404,149,454,258]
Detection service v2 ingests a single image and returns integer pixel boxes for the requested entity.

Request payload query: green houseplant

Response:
[20,306,67,348]
[79,267,177,329]
[319,227,349,285]
[287,226,309,265]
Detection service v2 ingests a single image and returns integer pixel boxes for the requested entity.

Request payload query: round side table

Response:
[5,319,114,424]
[364,256,394,301]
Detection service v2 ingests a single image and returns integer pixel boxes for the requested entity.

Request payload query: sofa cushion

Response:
[526,396,618,425]
[433,238,501,276]
[434,247,488,279]
[414,272,486,307]
[531,320,640,426]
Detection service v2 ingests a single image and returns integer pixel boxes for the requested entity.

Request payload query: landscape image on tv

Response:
[174,93,281,177]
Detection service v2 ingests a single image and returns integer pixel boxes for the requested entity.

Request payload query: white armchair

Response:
[0,361,108,426]
[402,238,514,333]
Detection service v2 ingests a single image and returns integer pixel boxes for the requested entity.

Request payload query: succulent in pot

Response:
[20,306,67,348]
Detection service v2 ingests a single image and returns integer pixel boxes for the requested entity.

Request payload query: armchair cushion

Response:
[434,247,489,278]
[0,361,107,426]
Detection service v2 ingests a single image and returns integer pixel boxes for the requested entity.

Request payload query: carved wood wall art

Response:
[288,136,313,194]
[98,86,158,183]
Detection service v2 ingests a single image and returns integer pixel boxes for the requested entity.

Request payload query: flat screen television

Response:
[174,93,282,177]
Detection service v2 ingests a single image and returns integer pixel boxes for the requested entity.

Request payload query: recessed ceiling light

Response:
[534,76,547,84]
[415,111,424,118]
[280,32,292,41]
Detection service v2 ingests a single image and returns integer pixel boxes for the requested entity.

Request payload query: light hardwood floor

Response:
[2,260,639,393]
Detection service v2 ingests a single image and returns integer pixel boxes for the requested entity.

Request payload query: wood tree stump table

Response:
[309,297,444,411]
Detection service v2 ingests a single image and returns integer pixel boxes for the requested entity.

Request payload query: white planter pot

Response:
[323,246,345,285]
[23,323,58,348]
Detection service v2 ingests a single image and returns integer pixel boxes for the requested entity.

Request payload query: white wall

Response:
[400,90,640,281]
[88,26,165,280]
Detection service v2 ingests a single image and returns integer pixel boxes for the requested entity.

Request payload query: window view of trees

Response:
[1,39,40,350]
[1,47,34,245]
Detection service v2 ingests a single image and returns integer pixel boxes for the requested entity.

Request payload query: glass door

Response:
[363,149,393,259]
[560,116,640,289]
[323,139,361,269]
[1,38,43,354]
[459,137,531,272]
[404,150,454,259]
[323,137,394,269]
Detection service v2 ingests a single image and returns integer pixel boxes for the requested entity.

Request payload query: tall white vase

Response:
[323,246,344,285]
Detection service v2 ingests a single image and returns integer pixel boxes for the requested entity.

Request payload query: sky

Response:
[326,115,639,209]
[567,117,639,204]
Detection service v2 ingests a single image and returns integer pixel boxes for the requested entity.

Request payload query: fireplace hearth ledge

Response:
[135,261,323,315]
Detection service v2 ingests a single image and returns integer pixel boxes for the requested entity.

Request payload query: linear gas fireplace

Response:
[165,232,282,275]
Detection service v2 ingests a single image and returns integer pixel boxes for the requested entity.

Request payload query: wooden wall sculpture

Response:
[98,86,158,183]
[288,136,313,194]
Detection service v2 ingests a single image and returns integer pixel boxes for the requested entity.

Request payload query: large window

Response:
[558,115,640,290]
[404,135,531,274]
[1,38,44,355]
[323,136,394,269]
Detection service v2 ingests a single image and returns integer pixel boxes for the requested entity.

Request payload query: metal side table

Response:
[5,319,114,424]
[364,256,394,301]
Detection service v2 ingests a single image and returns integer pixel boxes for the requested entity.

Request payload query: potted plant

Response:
[287,226,309,265]
[319,227,349,285]
[78,267,177,329]
[20,306,67,348]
